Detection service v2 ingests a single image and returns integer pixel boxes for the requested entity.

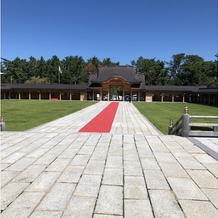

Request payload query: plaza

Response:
[1,101,218,217]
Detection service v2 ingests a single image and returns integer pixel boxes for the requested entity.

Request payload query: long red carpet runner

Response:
[79,102,119,133]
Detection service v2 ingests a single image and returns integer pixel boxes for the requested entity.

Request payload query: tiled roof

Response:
[91,66,142,83]
[145,85,207,92]
[194,88,218,93]
[1,84,11,90]
[1,83,87,90]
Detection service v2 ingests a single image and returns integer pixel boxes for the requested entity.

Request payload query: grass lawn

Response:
[1,100,96,131]
[133,102,218,134]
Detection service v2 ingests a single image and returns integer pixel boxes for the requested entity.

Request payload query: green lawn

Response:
[133,102,218,134]
[1,100,96,131]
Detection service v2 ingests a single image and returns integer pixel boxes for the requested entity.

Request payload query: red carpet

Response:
[79,102,119,133]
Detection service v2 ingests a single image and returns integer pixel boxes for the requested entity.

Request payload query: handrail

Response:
[171,116,182,129]
[190,115,218,119]
[170,123,182,135]
[168,115,182,135]
[168,106,218,137]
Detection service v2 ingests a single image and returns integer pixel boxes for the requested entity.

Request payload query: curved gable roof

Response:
[91,66,142,83]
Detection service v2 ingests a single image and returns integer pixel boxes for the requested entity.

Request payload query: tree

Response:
[27,56,38,79]
[62,56,85,84]
[25,76,49,84]
[166,54,217,86]
[200,61,217,87]
[101,58,119,66]
[37,56,47,79]
[133,56,167,85]
[166,53,186,85]
[45,55,60,83]
[1,58,11,83]
[176,55,208,86]
[81,62,97,84]
[4,57,29,83]
[87,56,101,72]
[1,54,216,86]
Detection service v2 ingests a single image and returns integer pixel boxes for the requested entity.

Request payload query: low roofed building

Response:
[1,66,217,106]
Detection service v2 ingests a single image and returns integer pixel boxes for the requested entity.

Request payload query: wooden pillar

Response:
[182,95,185,103]
[29,91,31,100]
[70,91,72,100]
[107,83,110,101]
[3,92,6,99]
[9,91,11,99]
[38,91,41,100]
[18,92,21,100]
[59,92,61,100]
[193,94,195,103]
[83,91,87,100]
[49,91,51,100]
[92,91,94,101]
[203,94,206,104]
[172,94,174,102]
[100,89,103,101]
[198,94,201,103]
[122,87,124,101]
[161,96,164,102]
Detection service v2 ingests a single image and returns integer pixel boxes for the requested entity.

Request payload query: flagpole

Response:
[58,66,62,84]
[58,66,61,84]
[58,70,60,84]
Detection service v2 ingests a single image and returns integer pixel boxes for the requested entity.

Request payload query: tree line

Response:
[1,54,217,87]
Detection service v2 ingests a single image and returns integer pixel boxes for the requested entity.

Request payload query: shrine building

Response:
[1,66,217,106]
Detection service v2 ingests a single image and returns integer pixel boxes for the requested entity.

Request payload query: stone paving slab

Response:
[1,101,218,217]
[189,137,218,160]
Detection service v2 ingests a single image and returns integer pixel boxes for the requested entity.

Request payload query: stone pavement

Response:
[1,101,218,218]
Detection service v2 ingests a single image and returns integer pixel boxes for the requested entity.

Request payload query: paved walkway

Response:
[1,102,218,218]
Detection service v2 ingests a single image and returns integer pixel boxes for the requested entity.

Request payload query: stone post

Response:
[168,119,173,135]
[182,106,190,137]
[0,116,5,131]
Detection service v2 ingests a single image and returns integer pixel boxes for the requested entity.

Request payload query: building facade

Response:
[1,66,217,106]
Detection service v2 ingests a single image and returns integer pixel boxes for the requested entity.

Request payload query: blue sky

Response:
[1,0,217,65]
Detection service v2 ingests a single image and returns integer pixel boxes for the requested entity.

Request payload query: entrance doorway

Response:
[110,86,123,101]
